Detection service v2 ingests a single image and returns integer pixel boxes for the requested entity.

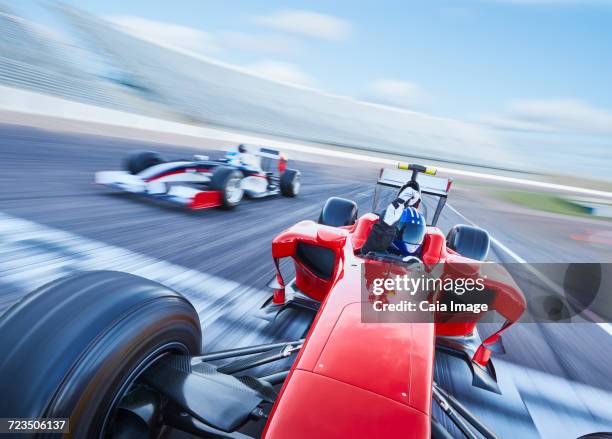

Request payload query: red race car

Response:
[0,164,525,439]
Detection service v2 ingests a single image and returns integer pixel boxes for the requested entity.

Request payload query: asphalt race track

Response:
[1,123,611,438]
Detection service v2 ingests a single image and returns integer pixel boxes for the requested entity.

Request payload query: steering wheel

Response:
[363,251,424,267]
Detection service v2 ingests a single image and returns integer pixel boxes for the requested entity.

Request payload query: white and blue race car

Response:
[95,144,301,209]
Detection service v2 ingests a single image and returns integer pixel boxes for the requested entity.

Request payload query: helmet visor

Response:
[401,222,426,245]
[399,208,426,245]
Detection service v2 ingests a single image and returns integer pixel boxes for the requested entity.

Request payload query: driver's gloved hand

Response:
[398,186,420,207]
[382,187,420,226]
[382,200,405,225]
[362,184,422,254]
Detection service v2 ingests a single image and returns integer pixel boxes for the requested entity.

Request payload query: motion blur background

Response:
[2,1,612,181]
[1,1,612,438]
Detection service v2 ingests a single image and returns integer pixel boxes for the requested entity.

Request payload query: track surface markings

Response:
[0,212,277,347]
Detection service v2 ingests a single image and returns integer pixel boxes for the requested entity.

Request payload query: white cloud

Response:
[245,61,315,87]
[251,10,352,41]
[218,31,299,55]
[107,16,299,56]
[476,115,553,132]
[367,79,429,109]
[479,98,612,135]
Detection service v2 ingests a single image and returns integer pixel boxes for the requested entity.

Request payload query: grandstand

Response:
[0,5,175,118]
[0,3,515,170]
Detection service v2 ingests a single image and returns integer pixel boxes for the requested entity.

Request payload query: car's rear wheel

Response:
[318,197,358,227]
[0,271,201,439]
[446,224,490,261]
[124,150,165,175]
[210,166,244,209]
[280,169,300,197]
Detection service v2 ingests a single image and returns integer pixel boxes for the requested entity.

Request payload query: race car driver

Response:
[361,181,426,258]
[237,144,263,170]
[226,144,263,171]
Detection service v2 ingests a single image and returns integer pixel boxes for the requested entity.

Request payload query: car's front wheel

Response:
[0,271,201,438]
[446,224,490,261]
[210,166,244,209]
[318,196,358,227]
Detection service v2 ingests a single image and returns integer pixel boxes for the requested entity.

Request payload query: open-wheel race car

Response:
[0,164,526,438]
[95,144,301,209]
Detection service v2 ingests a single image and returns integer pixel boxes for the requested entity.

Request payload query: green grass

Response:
[498,190,593,217]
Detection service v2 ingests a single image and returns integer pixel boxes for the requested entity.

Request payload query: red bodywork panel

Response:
[265,370,430,439]
[263,215,525,438]
[272,221,347,301]
[188,190,223,209]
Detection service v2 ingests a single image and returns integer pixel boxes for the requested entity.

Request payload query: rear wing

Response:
[235,144,288,173]
[236,144,286,161]
[374,164,453,226]
[377,167,452,196]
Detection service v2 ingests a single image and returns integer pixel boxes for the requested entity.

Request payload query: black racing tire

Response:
[124,150,165,175]
[318,197,358,227]
[0,271,201,439]
[280,169,300,197]
[210,166,244,209]
[446,224,490,261]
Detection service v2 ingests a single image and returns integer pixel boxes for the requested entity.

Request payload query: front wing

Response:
[95,171,223,209]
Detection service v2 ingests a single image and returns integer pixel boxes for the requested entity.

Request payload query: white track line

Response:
[275,140,612,199]
[446,204,612,337]
[202,128,612,199]
[0,212,265,312]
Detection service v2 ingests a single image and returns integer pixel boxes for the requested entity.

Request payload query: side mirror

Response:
[267,276,284,290]
[267,273,286,304]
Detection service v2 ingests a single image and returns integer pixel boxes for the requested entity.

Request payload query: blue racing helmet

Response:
[225,151,240,163]
[391,207,426,256]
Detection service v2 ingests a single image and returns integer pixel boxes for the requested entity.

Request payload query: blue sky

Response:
[9,0,612,163]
